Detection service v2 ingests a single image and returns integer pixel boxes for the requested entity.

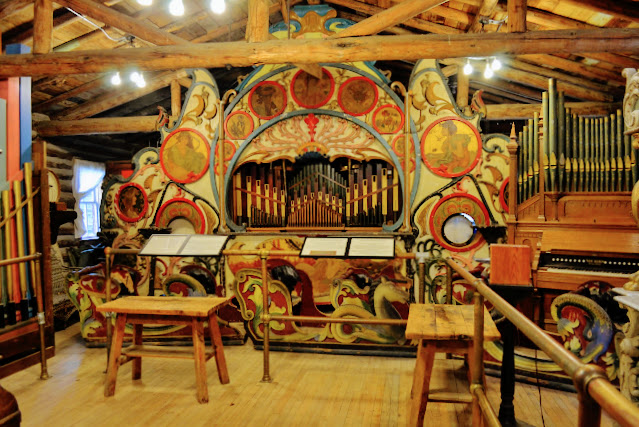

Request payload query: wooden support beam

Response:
[485,102,622,120]
[494,67,613,102]
[55,70,188,120]
[338,11,413,35]
[519,53,625,85]
[32,77,104,112]
[1,28,638,78]
[6,10,82,46]
[469,81,536,104]
[54,0,187,46]
[32,0,53,54]
[471,76,543,101]
[468,0,498,33]
[331,0,449,38]
[530,0,639,23]
[35,116,158,136]
[324,0,461,35]
[246,0,270,42]
[0,0,32,21]
[507,0,526,33]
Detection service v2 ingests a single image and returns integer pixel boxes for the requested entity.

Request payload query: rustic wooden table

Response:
[96,296,233,403]
[405,303,501,427]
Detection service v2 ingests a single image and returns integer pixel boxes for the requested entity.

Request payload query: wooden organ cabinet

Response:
[232,158,401,229]
[509,79,639,332]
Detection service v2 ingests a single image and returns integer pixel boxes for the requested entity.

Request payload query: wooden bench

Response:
[96,296,233,403]
[405,303,501,426]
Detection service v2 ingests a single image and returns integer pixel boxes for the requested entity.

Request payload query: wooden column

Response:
[33,0,53,54]
[170,80,181,118]
[246,0,270,42]
[457,71,469,109]
[507,0,527,33]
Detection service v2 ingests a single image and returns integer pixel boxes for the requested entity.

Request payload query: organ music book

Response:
[139,234,229,257]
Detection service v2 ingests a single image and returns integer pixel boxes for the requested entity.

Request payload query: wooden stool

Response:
[97,296,233,403]
[405,304,501,426]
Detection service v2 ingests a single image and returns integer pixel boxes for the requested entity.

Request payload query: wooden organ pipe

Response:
[517,79,639,199]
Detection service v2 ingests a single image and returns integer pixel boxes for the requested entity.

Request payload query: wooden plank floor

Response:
[1,323,614,426]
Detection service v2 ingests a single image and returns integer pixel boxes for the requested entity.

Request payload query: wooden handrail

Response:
[444,257,639,427]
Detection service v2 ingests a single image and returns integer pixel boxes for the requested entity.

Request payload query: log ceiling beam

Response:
[0,0,32,20]
[528,0,639,24]
[485,102,622,120]
[519,53,625,85]
[330,0,449,38]
[33,0,53,54]
[54,0,187,46]
[1,28,638,78]
[507,0,526,33]
[469,81,536,104]
[324,0,462,35]
[32,77,104,113]
[55,69,188,120]
[468,0,498,33]
[35,116,158,136]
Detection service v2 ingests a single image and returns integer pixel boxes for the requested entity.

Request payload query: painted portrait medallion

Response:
[337,76,378,116]
[390,134,415,173]
[116,183,148,223]
[421,117,481,178]
[225,111,254,140]
[429,193,489,252]
[291,68,335,109]
[155,198,206,234]
[248,81,287,120]
[160,128,210,184]
[373,104,404,134]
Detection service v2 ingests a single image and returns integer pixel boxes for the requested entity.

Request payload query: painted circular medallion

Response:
[291,68,335,109]
[429,193,489,252]
[225,111,254,140]
[373,104,404,134]
[248,81,287,120]
[160,128,210,183]
[421,117,481,178]
[337,76,378,116]
[116,183,148,223]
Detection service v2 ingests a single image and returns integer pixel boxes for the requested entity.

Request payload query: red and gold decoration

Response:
[338,76,378,116]
[373,104,404,134]
[214,140,237,176]
[421,117,481,178]
[225,111,254,140]
[115,183,148,223]
[499,178,510,214]
[155,198,206,234]
[291,68,334,109]
[248,81,287,120]
[160,128,210,183]
[429,193,489,252]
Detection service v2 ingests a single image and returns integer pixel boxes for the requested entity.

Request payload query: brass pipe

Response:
[471,291,485,426]
[33,257,49,380]
[471,385,501,427]
[104,247,113,366]
[270,314,407,326]
[0,253,42,267]
[403,90,411,232]
[574,364,604,427]
[444,257,639,426]
[260,250,271,383]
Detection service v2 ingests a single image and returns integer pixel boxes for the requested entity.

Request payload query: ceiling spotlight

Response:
[110,72,121,86]
[135,74,146,88]
[463,60,473,75]
[210,0,226,14]
[169,0,185,16]
[491,57,502,71]
[484,61,494,79]
[130,71,141,83]
[137,0,152,6]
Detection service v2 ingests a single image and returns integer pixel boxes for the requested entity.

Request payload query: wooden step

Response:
[122,344,214,361]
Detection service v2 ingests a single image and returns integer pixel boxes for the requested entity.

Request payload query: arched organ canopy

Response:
[231,155,401,228]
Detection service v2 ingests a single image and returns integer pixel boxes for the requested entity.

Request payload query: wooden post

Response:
[457,71,469,109]
[507,0,527,33]
[33,0,52,54]
[246,0,270,43]
[170,80,181,118]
